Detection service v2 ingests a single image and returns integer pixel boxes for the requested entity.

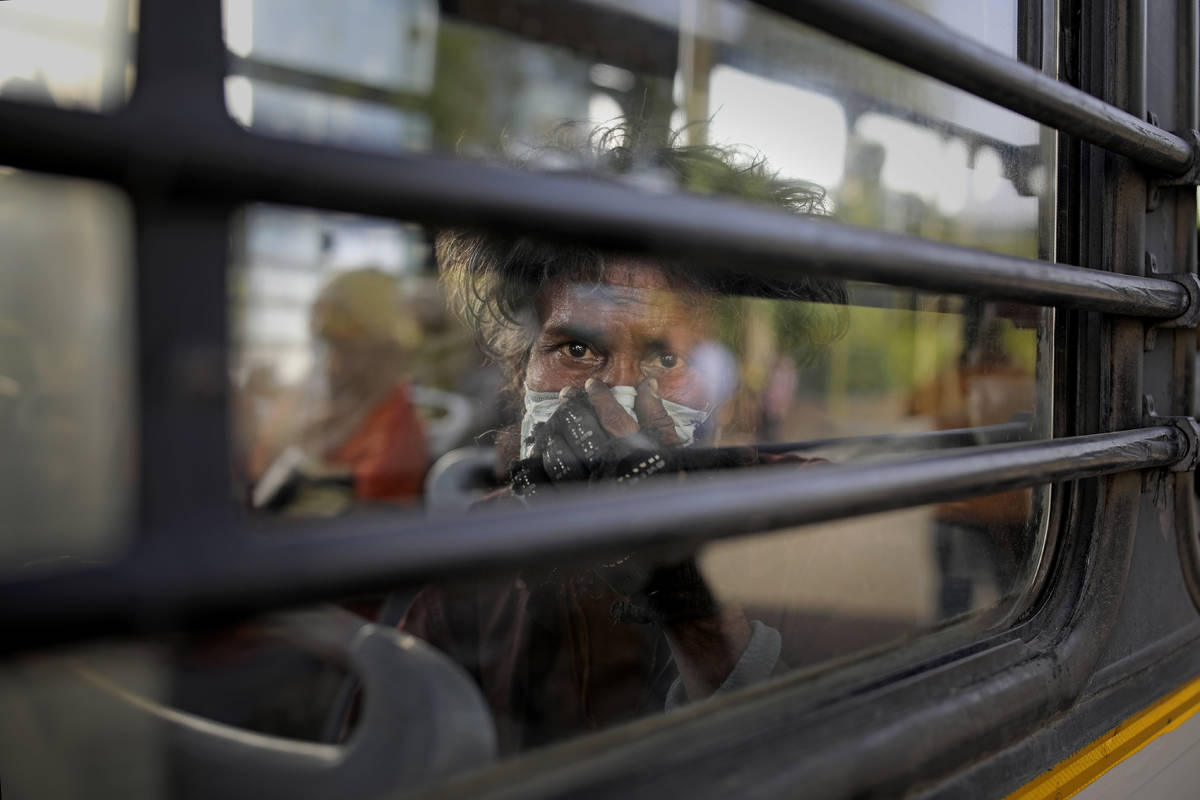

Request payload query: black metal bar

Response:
[226,54,430,114]
[133,199,237,541]
[757,419,1032,456]
[756,0,1195,176]
[1017,0,1043,71]
[0,427,1181,652]
[120,1,238,544]
[0,103,1190,320]
[129,0,227,121]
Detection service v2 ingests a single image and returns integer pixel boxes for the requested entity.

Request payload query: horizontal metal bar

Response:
[227,54,430,114]
[758,419,1033,456]
[0,427,1182,652]
[0,103,1191,319]
[757,0,1195,176]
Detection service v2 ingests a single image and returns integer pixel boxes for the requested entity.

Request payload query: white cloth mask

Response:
[520,384,712,458]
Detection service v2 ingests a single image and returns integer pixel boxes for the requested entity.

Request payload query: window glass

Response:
[0,0,136,110]
[892,0,1022,56]
[0,0,1061,793]
[214,0,1056,772]
[222,0,1052,263]
[0,170,135,574]
[227,200,1051,756]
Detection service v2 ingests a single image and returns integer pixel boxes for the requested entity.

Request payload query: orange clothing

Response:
[327,383,429,501]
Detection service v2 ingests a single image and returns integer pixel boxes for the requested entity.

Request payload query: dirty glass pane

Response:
[1,0,1062,794]
[0,170,135,574]
[227,200,1051,752]
[0,0,136,110]
[222,0,1053,264]
[215,0,1056,772]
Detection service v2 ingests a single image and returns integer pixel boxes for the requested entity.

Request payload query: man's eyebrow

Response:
[641,335,674,352]
[539,322,608,345]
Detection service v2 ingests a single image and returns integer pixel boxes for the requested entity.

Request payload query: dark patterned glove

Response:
[509,386,673,497]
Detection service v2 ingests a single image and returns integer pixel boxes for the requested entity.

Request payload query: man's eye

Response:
[563,342,592,359]
[655,352,680,369]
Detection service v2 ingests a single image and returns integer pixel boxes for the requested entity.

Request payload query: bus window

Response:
[226,200,1051,757]
[11,0,1200,794]
[215,0,1057,769]
[0,0,1071,794]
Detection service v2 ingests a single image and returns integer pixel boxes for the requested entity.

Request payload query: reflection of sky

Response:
[904,0,1017,57]
[894,0,1038,148]
[707,66,847,191]
[706,66,1038,226]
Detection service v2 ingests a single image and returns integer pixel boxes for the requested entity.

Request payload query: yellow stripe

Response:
[1005,673,1200,799]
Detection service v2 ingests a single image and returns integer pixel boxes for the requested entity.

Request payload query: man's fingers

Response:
[635,378,682,446]
[547,388,609,470]
[541,433,589,482]
[585,378,639,437]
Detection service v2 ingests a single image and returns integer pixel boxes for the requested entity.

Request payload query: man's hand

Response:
[509,379,763,698]
[510,377,678,496]
[585,377,683,446]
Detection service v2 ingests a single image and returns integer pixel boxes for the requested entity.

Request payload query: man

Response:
[401,123,843,752]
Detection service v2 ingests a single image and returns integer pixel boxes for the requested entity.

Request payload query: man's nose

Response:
[598,356,641,388]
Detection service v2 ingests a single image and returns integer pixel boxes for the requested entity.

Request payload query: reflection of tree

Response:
[430,13,658,156]
[428,22,522,152]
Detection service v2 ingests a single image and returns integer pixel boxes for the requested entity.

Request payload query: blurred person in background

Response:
[249,268,430,514]
[909,302,1036,616]
[176,269,432,738]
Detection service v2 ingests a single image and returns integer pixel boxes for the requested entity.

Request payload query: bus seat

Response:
[76,607,496,799]
[423,446,499,510]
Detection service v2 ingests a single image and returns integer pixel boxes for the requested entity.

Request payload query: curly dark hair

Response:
[438,121,847,408]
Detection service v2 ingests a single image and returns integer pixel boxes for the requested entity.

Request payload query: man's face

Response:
[525,259,716,410]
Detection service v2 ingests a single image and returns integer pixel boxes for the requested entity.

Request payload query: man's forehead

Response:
[532,259,712,330]
[546,260,688,304]
[563,280,671,306]
[540,279,690,325]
